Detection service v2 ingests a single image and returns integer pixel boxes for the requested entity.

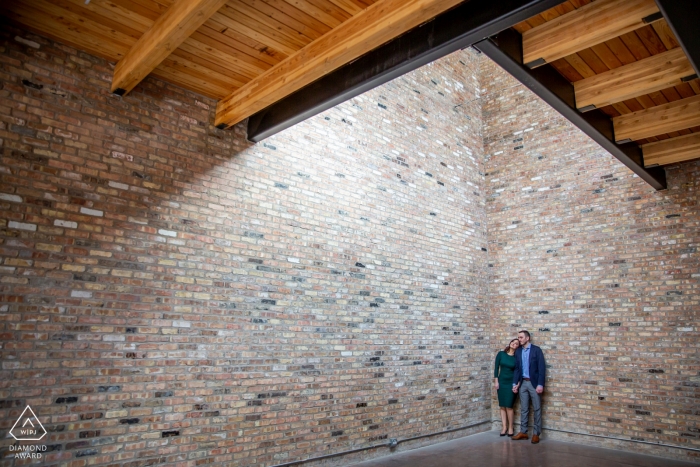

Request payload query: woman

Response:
[494,338,519,436]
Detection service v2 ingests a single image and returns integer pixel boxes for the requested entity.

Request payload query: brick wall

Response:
[0,25,492,466]
[481,56,700,462]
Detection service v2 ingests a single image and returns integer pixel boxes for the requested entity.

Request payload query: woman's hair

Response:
[503,338,519,353]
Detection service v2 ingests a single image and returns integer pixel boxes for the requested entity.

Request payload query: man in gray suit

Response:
[511,330,546,444]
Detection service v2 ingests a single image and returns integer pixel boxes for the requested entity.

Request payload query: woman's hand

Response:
[494,381,499,390]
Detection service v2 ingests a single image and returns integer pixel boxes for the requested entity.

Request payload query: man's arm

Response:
[512,350,521,387]
[536,347,546,390]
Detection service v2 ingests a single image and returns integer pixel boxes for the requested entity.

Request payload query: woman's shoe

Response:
[507,431,514,437]
[500,431,507,437]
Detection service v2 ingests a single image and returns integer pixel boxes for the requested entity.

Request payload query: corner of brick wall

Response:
[480,53,700,463]
[0,25,492,466]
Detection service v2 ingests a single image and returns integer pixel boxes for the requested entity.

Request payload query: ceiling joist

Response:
[522,0,660,68]
[574,48,694,111]
[613,94,700,142]
[214,0,466,129]
[111,0,228,96]
[643,133,700,167]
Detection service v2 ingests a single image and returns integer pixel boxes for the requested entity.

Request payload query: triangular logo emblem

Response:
[9,406,47,441]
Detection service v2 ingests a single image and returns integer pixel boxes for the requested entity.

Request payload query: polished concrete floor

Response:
[347,431,697,467]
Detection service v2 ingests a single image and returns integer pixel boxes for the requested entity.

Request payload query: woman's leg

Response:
[499,407,507,434]
[506,408,514,434]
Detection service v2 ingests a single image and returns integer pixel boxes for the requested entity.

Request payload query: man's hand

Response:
[512,384,519,394]
[536,385,544,394]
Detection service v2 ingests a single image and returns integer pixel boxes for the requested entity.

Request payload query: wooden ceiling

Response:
[1,0,373,98]
[512,0,700,168]
[2,0,699,169]
[1,0,467,130]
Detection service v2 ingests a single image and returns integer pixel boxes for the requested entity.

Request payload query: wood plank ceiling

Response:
[512,0,700,167]
[1,0,373,99]
[1,0,698,169]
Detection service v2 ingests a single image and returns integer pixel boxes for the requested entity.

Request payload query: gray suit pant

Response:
[519,380,542,435]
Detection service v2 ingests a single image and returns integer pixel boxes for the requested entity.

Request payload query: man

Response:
[511,330,546,444]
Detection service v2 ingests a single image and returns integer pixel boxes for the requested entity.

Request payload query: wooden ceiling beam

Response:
[244,0,563,142]
[522,0,660,68]
[613,95,700,142]
[214,0,467,129]
[643,133,700,167]
[574,48,695,111]
[111,0,228,95]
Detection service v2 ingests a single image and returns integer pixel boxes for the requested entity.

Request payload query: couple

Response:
[493,330,546,444]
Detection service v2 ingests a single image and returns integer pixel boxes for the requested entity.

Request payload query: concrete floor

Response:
[347,431,697,467]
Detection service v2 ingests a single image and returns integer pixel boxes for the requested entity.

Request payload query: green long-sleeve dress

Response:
[494,351,516,408]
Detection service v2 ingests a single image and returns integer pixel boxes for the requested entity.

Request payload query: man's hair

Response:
[518,330,531,340]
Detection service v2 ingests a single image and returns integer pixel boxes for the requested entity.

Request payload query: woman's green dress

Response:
[494,351,516,408]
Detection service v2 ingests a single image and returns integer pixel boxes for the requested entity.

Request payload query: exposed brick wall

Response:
[481,56,700,462]
[0,25,492,466]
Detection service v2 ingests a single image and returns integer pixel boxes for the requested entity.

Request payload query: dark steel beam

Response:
[655,0,700,77]
[246,0,564,142]
[474,29,666,191]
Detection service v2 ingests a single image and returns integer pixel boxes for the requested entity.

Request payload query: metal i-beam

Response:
[474,29,666,191]
[245,0,564,142]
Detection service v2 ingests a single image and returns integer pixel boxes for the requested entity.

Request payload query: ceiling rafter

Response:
[643,133,700,167]
[111,0,229,96]
[613,94,700,142]
[522,0,660,68]
[574,48,694,111]
[214,0,467,129]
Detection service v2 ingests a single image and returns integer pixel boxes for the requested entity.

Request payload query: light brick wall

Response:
[481,56,700,462]
[0,26,491,466]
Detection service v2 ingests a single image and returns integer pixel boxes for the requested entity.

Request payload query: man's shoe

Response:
[511,432,528,440]
[531,434,540,444]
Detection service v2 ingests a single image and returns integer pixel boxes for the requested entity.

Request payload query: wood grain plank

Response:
[238,0,326,41]
[62,0,154,31]
[550,58,584,82]
[590,43,623,70]
[522,0,659,66]
[635,24,668,55]
[215,5,300,56]
[257,0,332,37]
[176,40,259,82]
[574,48,694,109]
[651,19,679,50]
[564,54,595,78]
[642,132,700,166]
[304,0,353,24]
[20,0,137,50]
[577,48,610,74]
[1,2,130,60]
[602,36,638,65]
[202,17,285,66]
[170,50,249,89]
[281,0,343,28]
[216,0,466,127]
[326,0,365,16]
[108,0,168,20]
[690,80,700,95]
[151,63,232,99]
[111,0,229,94]
[222,2,314,47]
[613,94,700,141]
[185,32,271,77]
[619,30,652,61]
